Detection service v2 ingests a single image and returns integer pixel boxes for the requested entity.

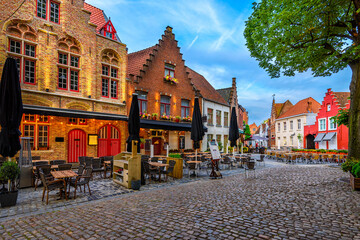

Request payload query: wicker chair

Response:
[143,161,158,183]
[58,163,72,171]
[85,157,94,167]
[39,168,67,204]
[92,158,105,178]
[161,160,176,181]
[68,167,93,199]
[78,156,86,166]
[34,164,53,190]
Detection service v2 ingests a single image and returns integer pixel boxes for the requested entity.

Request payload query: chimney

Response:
[307,101,313,113]
[232,77,236,88]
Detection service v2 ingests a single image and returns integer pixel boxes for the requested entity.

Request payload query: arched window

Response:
[101,49,120,99]
[57,37,81,92]
[6,22,37,85]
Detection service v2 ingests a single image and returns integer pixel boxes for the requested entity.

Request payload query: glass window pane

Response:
[70,70,78,91]
[50,1,59,23]
[102,78,109,97]
[24,60,35,84]
[10,40,21,54]
[37,0,47,19]
[59,53,67,65]
[70,56,79,67]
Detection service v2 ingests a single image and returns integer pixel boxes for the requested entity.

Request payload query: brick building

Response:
[0,1,128,162]
[269,97,293,148]
[304,88,350,150]
[127,27,201,155]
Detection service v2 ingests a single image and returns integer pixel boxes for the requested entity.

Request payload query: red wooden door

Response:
[68,129,86,163]
[152,137,162,155]
[98,125,121,157]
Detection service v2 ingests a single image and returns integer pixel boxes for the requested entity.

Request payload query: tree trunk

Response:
[349,62,360,159]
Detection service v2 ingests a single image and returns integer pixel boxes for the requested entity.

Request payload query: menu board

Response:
[209,140,221,160]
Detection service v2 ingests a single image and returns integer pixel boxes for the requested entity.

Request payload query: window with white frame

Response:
[36,0,60,24]
[137,91,148,114]
[160,96,171,116]
[297,119,301,129]
[329,117,337,130]
[8,38,37,84]
[290,120,293,130]
[277,123,280,132]
[327,104,331,112]
[181,99,190,118]
[58,51,80,91]
[283,122,286,131]
[101,64,118,98]
[319,118,326,131]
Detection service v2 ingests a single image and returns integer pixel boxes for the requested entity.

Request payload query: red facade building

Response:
[303,88,350,150]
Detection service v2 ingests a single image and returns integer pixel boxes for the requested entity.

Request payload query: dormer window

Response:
[327,104,331,111]
[101,20,117,40]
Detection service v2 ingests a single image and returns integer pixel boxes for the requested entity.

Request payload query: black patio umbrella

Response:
[0,57,23,158]
[191,97,204,157]
[229,107,239,148]
[126,93,140,153]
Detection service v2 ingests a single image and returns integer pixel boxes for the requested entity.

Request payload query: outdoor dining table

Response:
[51,170,78,198]
[148,162,169,182]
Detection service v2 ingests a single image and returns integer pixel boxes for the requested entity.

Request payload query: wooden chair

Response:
[39,168,67,204]
[34,164,52,190]
[68,167,92,199]
[161,160,176,182]
[143,161,157,183]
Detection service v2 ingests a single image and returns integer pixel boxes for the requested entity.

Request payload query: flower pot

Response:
[152,117,157,120]
[0,190,18,208]
[350,173,360,191]
[131,180,141,190]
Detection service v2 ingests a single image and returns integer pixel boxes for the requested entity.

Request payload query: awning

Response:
[23,104,128,121]
[314,133,326,142]
[140,119,207,132]
[323,132,336,141]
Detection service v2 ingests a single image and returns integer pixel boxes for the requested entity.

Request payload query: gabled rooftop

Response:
[278,97,320,119]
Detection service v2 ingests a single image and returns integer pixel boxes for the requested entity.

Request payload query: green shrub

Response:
[169,153,181,159]
[351,162,360,178]
[342,158,360,173]
[0,161,20,191]
[320,149,326,153]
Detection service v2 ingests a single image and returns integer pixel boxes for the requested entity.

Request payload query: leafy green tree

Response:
[244,0,360,158]
[332,109,349,127]
[244,124,252,140]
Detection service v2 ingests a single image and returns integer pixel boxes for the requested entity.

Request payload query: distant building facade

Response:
[275,97,320,149]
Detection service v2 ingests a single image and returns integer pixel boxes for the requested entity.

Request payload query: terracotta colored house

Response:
[127,27,200,155]
[0,1,128,162]
[304,88,350,150]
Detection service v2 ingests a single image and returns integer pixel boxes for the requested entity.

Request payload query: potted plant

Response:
[174,116,181,123]
[0,161,20,207]
[151,113,158,120]
[350,162,360,190]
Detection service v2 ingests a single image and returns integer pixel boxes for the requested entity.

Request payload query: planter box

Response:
[350,173,360,190]
[0,191,18,208]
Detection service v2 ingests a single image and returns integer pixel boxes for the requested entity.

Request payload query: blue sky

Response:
[87,0,352,125]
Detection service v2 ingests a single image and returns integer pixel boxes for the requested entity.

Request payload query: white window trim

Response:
[318,118,327,131]
[328,117,337,130]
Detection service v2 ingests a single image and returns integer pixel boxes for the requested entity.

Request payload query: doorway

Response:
[68,129,86,163]
[306,134,315,149]
[98,124,121,157]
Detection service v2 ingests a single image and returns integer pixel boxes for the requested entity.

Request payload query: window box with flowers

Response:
[163,75,178,85]
[173,116,181,123]
[140,111,151,119]
[160,114,171,121]
[182,116,192,122]
[151,113,158,120]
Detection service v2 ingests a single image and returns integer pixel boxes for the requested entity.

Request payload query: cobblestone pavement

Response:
[0,155,271,220]
[1,160,359,239]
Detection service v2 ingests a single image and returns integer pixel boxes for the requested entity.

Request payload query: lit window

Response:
[160,96,171,116]
[50,1,60,24]
[8,38,36,84]
[22,114,50,150]
[181,99,190,118]
[58,51,80,91]
[164,63,175,77]
[137,92,148,114]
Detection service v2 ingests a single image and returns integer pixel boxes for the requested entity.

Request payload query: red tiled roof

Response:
[333,92,350,108]
[186,68,228,105]
[84,2,106,33]
[127,46,157,78]
[278,97,320,119]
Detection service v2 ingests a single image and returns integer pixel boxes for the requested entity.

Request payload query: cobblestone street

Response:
[1,162,360,239]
